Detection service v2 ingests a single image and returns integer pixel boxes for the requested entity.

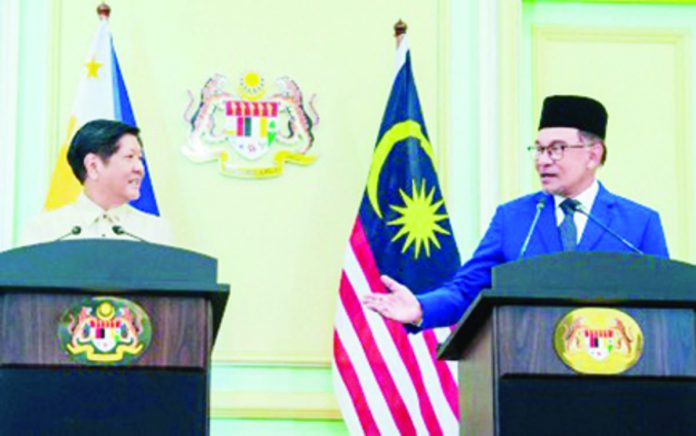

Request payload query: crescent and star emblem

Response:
[366,120,451,259]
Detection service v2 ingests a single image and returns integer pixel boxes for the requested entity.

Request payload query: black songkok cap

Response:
[538,95,608,139]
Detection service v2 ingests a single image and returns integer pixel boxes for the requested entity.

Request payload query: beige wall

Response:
[52,0,448,363]
[45,1,696,367]
[14,0,696,428]
[532,26,692,260]
[494,0,696,262]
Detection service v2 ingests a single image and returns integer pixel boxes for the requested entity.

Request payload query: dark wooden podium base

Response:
[0,367,207,435]
[0,241,230,435]
[498,376,696,436]
[438,253,696,436]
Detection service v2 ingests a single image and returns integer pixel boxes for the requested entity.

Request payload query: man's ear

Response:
[588,143,603,169]
[83,153,101,180]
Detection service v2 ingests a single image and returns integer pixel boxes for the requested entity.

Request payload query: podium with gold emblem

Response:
[438,252,696,436]
[0,240,229,435]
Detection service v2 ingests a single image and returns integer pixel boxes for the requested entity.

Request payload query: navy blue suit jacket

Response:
[416,183,669,329]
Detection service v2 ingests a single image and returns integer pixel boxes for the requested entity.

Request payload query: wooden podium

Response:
[438,252,696,436]
[0,240,229,435]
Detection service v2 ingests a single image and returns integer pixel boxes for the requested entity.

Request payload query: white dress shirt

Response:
[553,180,599,244]
[19,192,174,247]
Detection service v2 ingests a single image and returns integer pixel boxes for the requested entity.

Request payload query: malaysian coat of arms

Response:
[182,72,320,178]
[554,308,644,375]
[58,297,153,365]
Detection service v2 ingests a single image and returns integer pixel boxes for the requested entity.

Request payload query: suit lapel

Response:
[536,193,562,253]
[578,183,616,250]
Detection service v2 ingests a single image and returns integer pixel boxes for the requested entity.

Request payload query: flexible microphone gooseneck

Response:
[111,225,148,242]
[55,226,82,241]
[518,198,546,259]
[570,203,644,255]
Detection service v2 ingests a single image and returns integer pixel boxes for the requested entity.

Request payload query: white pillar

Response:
[0,0,20,250]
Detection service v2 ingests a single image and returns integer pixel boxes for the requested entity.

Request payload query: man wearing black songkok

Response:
[364,95,669,330]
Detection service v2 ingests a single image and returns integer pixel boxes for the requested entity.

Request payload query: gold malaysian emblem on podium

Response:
[58,297,153,365]
[554,308,643,374]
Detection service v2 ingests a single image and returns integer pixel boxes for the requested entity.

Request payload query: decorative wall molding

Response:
[212,392,341,420]
[531,24,692,259]
[210,362,339,421]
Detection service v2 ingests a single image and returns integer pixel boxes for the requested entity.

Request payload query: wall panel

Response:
[532,27,691,261]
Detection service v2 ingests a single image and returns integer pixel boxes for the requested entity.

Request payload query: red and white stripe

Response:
[333,219,459,435]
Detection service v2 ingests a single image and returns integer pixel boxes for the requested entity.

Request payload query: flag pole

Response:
[97,2,111,20]
[333,17,461,434]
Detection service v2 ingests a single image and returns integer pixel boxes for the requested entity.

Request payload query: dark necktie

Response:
[559,198,578,251]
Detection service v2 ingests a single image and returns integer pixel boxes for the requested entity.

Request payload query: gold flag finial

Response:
[394,19,407,37]
[394,19,407,47]
[97,3,111,20]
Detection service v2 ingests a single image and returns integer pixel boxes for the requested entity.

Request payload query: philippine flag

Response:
[44,15,159,215]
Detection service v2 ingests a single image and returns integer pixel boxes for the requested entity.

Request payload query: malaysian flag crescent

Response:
[332,31,462,435]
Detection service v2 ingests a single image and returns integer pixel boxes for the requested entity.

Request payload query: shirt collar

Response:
[553,179,599,213]
[75,191,131,224]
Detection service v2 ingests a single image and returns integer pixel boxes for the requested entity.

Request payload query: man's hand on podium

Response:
[361,275,424,326]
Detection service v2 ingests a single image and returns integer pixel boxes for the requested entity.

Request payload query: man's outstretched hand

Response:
[361,275,423,325]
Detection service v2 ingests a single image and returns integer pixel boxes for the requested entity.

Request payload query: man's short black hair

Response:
[67,119,141,183]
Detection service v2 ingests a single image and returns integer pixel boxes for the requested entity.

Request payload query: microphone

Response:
[570,202,644,255]
[518,198,546,259]
[55,226,82,241]
[112,225,148,243]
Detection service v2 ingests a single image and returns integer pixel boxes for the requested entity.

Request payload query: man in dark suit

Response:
[363,95,669,329]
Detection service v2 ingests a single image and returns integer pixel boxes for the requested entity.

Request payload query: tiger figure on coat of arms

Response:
[182,72,320,179]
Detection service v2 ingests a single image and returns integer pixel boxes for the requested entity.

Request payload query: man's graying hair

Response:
[579,130,606,165]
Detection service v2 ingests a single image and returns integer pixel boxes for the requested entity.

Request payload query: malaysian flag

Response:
[332,31,461,435]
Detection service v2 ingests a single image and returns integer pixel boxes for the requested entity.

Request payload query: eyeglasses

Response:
[527,143,590,161]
